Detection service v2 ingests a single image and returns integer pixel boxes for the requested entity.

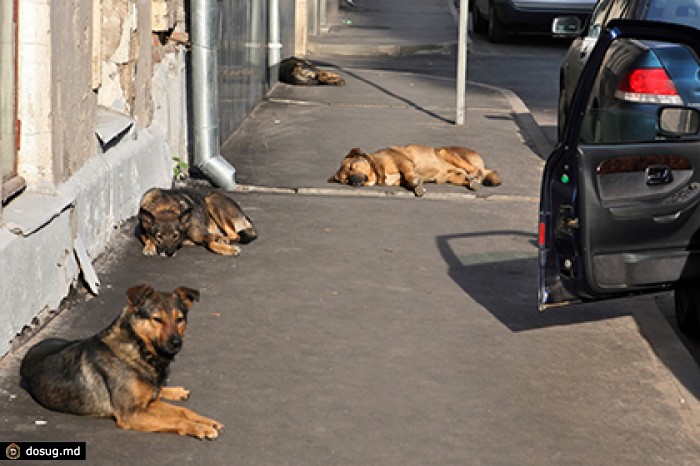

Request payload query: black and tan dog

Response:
[279,56,346,86]
[138,188,257,257]
[20,284,223,439]
[328,144,501,196]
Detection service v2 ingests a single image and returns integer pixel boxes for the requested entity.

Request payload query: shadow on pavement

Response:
[335,67,455,124]
[436,229,700,403]
[435,230,628,332]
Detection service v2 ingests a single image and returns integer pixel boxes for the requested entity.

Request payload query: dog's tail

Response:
[482,170,501,187]
[238,227,258,244]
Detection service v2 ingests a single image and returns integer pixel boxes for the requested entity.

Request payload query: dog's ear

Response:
[179,207,193,228]
[138,208,156,230]
[344,148,362,159]
[126,284,157,308]
[174,287,200,311]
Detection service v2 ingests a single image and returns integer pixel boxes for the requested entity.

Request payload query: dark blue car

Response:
[559,0,700,141]
[541,19,700,336]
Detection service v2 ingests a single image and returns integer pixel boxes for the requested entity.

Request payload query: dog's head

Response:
[328,148,377,187]
[125,284,200,360]
[138,203,192,257]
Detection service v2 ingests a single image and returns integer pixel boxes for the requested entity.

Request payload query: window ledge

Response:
[2,191,74,237]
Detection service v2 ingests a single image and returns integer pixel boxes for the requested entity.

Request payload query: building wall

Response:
[17,0,53,193]
[50,0,99,184]
[0,0,187,357]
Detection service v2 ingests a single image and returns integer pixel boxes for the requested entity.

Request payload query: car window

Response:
[645,0,700,27]
[587,0,635,39]
[579,39,700,144]
[587,0,615,38]
[606,0,635,19]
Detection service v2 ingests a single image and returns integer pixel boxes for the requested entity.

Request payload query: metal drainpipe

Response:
[269,0,281,68]
[190,0,237,190]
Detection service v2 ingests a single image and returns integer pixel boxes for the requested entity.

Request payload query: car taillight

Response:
[615,67,683,104]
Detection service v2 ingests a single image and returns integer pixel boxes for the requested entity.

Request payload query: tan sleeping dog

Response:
[328,144,501,196]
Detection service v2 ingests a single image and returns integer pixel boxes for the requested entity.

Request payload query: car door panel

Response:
[539,20,700,309]
[579,143,700,291]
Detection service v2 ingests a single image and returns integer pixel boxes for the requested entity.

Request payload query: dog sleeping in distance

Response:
[279,57,346,86]
[20,284,223,439]
[328,144,501,196]
[138,188,257,257]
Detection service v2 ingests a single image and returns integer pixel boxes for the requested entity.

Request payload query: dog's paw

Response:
[160,386,191,401]
[414,185,426,197]
[192,424,220,440]
[142,244,158,256]
[213,420,225,431]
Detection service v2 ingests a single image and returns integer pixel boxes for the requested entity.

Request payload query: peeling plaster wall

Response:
[100,0,187,132]
[1,0,188,356]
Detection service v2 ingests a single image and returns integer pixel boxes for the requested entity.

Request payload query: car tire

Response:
[472,2,488,35]
[674,287,700,337]
[487,1,508,43]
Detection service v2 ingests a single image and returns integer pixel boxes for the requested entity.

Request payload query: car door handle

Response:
[646,165,673,185]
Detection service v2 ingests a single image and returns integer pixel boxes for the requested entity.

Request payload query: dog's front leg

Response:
[141,236,158,256]
[395,159,425,196]
[115,401,223,439]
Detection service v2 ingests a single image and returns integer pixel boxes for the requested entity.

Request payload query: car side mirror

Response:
[658,107,700,137]
[552,16,583,38]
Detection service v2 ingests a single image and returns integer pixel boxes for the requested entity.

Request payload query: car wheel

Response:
[487,1,508,43]
[472,2,488,35]
[675,287,700,337]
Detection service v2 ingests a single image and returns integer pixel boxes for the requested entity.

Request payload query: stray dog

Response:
[20,284,224,439]
[328,144,501,196]
[138,188,257,257]
[279,57,346,86]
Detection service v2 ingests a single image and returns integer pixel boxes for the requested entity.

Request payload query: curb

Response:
[233,184,539,203]
[470,82,554,160]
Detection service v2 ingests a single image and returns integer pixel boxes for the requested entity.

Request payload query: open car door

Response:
[539,20,700,331]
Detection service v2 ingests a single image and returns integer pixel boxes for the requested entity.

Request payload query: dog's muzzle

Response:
[161,246,179,257]
[158,335,183,358]
[347,174,368,186]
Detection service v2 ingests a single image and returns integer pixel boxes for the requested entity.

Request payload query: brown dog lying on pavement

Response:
[138,188,257,257]
[278,56,346,86]
[20,284,224,439]
[328,144,501,196]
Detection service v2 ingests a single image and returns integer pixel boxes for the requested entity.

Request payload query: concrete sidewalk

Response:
[0,0,698,463]
[307,0,458,57]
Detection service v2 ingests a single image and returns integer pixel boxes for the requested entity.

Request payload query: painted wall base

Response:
[0,128,172,357]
